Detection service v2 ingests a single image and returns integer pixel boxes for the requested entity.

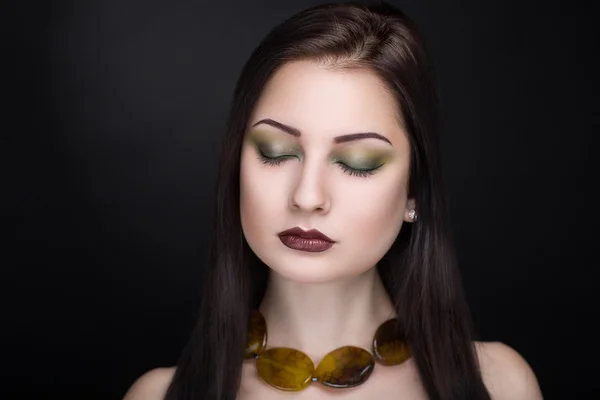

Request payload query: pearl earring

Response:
[408,209,418,222]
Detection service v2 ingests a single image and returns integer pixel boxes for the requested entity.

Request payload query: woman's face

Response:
[240,60,414,283]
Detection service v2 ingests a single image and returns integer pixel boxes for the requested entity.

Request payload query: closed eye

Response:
[335,161,383,178]
[257,149,384,178]
[257,151,296,166]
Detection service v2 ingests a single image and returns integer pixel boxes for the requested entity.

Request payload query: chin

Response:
[267,258,368,284]
[272,268,349,284]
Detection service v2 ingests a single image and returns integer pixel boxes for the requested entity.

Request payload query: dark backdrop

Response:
[6,0,597,399]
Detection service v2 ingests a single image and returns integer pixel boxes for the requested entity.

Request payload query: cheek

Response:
[240,151,261,234]
[239,148,285,243]
[335,170,407,246]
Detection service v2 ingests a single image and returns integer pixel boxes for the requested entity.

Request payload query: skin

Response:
[123,61,543,400]
[238,60,413,365]
[240,61,412,286]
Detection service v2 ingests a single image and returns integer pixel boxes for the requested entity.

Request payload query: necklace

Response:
[244,310,411,391]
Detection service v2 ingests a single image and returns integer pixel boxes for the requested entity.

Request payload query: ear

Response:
[403,198,417,223]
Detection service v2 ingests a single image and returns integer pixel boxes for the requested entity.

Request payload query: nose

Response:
[289,160,331,214]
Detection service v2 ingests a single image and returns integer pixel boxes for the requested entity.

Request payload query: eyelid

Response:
[256,148,297,167]
[255,141,299,155]
[333,151,386,167]
[254,143,387,178]
[336,161,383,177]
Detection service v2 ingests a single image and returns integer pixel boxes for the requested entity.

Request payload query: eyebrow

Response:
[251,118,392,145]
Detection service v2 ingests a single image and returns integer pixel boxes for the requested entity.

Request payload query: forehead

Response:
[250,60,406,143]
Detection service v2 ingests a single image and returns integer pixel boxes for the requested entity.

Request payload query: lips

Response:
[277,227,335,253]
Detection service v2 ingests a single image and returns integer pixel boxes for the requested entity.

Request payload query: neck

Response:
[258,267,396,362]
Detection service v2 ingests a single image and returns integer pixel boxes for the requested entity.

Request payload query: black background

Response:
[6,0,597,399]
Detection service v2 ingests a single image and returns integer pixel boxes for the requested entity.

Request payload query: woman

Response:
[124,2,542,399]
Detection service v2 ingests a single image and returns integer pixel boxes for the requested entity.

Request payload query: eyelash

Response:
[257,153,380,178]
[337,163,378,178]
[258,153,292,167]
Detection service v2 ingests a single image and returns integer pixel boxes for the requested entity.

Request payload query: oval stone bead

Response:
[314,346,375,388]
[245,310,267,359]
[373,318,411,366]
[256,348,315,391]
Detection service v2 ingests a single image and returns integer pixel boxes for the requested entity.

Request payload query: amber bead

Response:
[314,346,375,388]
[245,310,267,359]
[256,348,315,391]
[372,318,411,366]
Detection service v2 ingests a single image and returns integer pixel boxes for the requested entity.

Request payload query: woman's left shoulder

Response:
[474,341,543,400]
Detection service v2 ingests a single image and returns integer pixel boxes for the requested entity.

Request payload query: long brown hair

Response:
[165,2,491,399]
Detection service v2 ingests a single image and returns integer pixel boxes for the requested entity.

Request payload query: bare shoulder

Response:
[122,367,176,400]
[474,341,543,400]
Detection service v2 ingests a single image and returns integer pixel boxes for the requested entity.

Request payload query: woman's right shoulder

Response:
[122,367,176,400]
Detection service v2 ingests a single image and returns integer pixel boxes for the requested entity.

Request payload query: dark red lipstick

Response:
[277,227,335,252]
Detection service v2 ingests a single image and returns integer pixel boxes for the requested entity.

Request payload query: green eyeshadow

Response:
[332,149,392,170]
[248,130,394,171]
